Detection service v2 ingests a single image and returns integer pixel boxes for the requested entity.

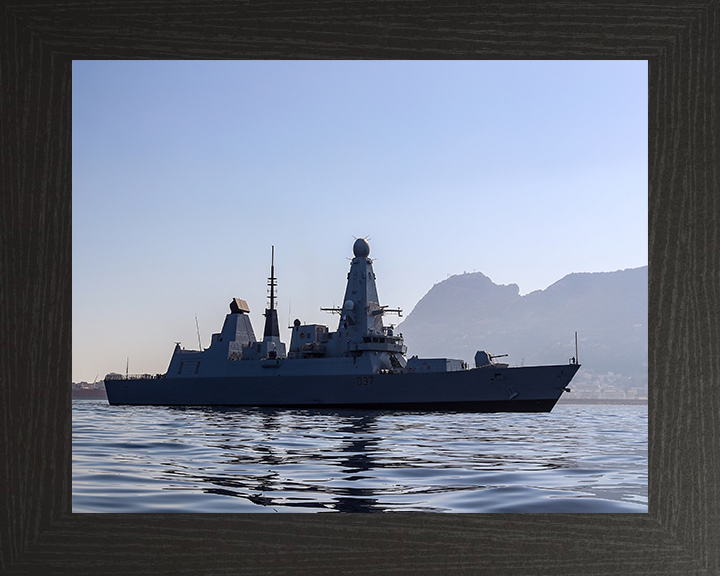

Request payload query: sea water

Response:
[72,401,647,513]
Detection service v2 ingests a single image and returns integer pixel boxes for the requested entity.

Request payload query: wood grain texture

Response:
[1,1,717,574]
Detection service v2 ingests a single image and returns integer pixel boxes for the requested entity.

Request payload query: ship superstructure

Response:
[105,239,580,411]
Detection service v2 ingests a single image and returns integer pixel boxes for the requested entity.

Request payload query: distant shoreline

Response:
[72,390,107,399]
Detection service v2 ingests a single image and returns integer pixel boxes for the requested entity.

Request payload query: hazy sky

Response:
[72,60,647,382]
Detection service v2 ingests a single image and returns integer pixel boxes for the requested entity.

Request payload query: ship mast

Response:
[263,245,280,338]
[269,245,275,313]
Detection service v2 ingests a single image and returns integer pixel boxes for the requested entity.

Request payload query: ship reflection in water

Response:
[199,411,387,513]
[72,401,648,513]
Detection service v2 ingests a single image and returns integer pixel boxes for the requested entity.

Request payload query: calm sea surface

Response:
[73,400,647,513]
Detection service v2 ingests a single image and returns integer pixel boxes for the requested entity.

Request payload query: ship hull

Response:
[105,363,579,412]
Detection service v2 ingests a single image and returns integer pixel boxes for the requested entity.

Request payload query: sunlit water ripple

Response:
[73,401,647,513]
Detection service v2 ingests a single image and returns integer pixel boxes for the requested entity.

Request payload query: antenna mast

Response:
[575,331,579,364]
[263,245,281,338]
[195,313,202,350]
[269,245,276,311]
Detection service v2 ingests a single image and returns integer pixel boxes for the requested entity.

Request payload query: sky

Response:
[72,60,647,382]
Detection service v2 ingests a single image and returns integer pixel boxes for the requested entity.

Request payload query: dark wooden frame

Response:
[2,2,717,574]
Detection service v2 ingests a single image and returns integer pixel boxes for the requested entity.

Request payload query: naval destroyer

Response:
[105,239,579,411]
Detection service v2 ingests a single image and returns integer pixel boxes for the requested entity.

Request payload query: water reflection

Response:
[166,408,389,511]
[73,402,647,512]
[147,406,646,512]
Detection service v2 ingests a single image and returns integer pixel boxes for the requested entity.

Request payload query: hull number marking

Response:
[357,376,374,386]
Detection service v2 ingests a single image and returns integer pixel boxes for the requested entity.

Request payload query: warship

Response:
[105,239,580,411]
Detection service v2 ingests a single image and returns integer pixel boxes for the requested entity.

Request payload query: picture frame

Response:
[2,2,715,574]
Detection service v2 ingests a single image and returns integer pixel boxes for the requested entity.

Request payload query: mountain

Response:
[397,267,647,381]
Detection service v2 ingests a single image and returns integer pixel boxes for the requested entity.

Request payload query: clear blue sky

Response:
[72,60,647,382]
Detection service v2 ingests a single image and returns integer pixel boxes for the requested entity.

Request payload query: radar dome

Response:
[353,238,370,258]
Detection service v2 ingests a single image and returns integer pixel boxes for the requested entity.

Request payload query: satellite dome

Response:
[353,238,370,258]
